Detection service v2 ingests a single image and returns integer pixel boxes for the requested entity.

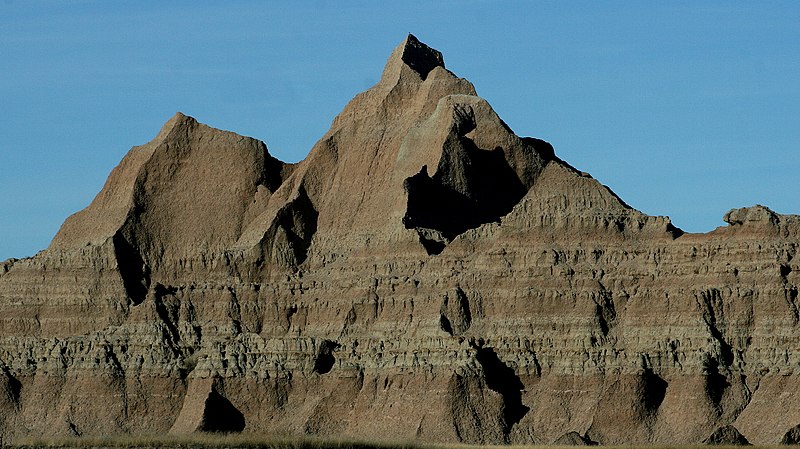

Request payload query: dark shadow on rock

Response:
[593,289,617,337]
[259,186,320,271]
[112,232,150,306]
[400,34,445,80]
[643,367,668,411]
[439,314,454,335]
[552,431,598,446]
[403,136,527,255]
[703,425,750,445]
[703,356,731,406]
[475,346,529,434]
[201,390,245,433]
[1,366,21,406]
[313,339,340,375]
[698,289,735,367]
[275,186,318,266]
[440,287,471,336]
[153,283,181,344]
[780,424,800,444]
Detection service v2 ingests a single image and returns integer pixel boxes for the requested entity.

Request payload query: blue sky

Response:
[2,2,798,259]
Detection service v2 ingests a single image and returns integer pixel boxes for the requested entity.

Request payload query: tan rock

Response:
[703,425,751,445]
[0,34,797,445]
[780,424,800,445]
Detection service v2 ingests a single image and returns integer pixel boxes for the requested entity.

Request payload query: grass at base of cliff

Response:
[3,434,420,449]
[2,434,785,449]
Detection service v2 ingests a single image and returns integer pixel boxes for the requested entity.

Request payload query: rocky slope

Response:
[0,34,798,445]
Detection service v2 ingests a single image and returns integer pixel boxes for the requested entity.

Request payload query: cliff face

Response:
[0,34,798,445]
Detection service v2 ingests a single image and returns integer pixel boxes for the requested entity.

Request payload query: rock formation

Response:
[0,34,798,445]
[703,425,751,445]
[781,424,800,445]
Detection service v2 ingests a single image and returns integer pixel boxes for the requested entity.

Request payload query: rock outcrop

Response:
[0,34,798,445]
[703,425,751,445]
[780,424,800,445]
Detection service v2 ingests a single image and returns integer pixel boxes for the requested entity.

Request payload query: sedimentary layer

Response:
[0,35,798,445]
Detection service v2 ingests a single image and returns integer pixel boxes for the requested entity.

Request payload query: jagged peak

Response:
[153,112,196,141]
[380,34,445,84]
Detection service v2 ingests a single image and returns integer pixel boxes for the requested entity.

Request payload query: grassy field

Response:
[1,434,780,449]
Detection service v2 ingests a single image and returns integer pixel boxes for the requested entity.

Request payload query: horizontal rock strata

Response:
[0,34,798,445]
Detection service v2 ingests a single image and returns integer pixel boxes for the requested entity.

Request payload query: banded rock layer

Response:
[1,35,799,445]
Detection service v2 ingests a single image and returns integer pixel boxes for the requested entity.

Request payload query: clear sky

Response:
[2,2,798,259]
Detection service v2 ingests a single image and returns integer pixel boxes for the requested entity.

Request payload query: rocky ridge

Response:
[0,34,798,445]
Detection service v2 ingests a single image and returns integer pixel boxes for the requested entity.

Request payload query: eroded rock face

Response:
[552,431,597,446]
[704,425,751,445]
[0,34,799,445]
[780,424,800,445]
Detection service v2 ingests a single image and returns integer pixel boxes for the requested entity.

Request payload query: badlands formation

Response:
[1,35,799,445]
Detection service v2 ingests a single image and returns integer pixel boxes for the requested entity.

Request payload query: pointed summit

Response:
[398,33,445,79]
[3,32,800,448]
[152,111,196,142]
[380,34,445,84]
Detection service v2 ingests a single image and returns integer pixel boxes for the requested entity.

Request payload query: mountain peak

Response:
[399,34,445,79]
[152,111,196,142]
[381,34,445,83]
[1,33,799,447]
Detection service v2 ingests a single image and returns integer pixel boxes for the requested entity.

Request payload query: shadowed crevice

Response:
[201,391,245,433]
[781,424,800,444]
[276,187,318,266]
[697,289,734,367]
[1,366,21,407]
[403,136,527,255]
[313,339,340,375]
[593,289,617,337]
[642,368,668,411]
[703,356,731,406]
[153,283,181,345]
[262,186,319,270]
[439,287,472,336]
[474,347,529,436]
[112,232,150,306]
